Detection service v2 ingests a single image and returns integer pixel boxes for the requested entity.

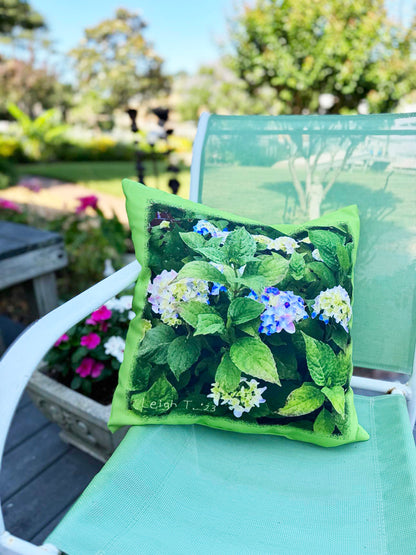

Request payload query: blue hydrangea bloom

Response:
[254,287,308,335]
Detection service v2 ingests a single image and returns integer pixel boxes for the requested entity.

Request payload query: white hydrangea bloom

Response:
[312,285,352,332]
[312,249,324,262]
[104,336,126,363]
[207,378,267,418]
[147,269,210,326]
[253,234,299,254]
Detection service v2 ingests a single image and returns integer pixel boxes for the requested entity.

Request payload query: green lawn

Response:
[18,161,191,198]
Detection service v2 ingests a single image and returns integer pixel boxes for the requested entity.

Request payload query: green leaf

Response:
[301,332,337,387]
[215,352,241,391]
[313,408,336,435]
[228,297,264,325]
[333,348,353,386]
[167,336,201,379]
[179,301,219,328]
[258,253,289,286]
[130,375,178,415]
[330,326,349,351]
[278,383,325,416]
[230,337,280,385]
[194,314,225,336]
[238,318,260,337]
[322,385,345,415]
[336,244,351,273]
[175,261,227,285]
[308,230,343,271]
[138,324,176,365]
[195,246,226,264]
[235,275,267,294]
[289,252,306,280]
[306,262,336,289]
[70,375,82,390]
[179,231,206,250]
[222,226,257,266]
[273,346,300,380]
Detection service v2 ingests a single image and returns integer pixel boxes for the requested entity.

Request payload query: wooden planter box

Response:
[27,367,128,462]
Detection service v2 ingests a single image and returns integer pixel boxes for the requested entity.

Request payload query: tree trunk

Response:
[306,182,324,220]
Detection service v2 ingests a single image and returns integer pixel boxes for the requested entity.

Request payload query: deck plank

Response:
[0,422,69,501]
[4,401,49,454]
[2,446,102,541]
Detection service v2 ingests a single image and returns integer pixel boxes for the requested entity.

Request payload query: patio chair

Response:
[1,113,416,554]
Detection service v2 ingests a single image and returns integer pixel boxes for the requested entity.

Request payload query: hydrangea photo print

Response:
[119,199,368,446]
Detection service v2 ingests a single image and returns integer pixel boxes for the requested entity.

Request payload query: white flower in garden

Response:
[128,310,135,320]
[312,249,324,262]
[147,269,210,326]
[207,378,267,418]
[253,234,299,254]
[104,295,133,313]
[104,336,126,363]
[312,285,352,332]
[159,220,170,229]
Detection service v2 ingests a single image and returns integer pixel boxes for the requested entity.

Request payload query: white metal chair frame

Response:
[1,112,415,554]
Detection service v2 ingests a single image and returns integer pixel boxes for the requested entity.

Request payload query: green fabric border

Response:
[109,179,366,447]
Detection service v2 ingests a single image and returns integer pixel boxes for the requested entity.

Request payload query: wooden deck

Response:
[1,391,102,545]
[1,389,415,547]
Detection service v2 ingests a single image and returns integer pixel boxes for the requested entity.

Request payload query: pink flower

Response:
[80,332,101,349]
[75,357,104,378]
[19,177,42,192]
[100,321,109,332]
[0,198,22,213]
[86,305,112,325]
[54,333,69,347]
[76,195,99,213]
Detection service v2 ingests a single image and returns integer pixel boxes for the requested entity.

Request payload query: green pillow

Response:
[109,179,369,447]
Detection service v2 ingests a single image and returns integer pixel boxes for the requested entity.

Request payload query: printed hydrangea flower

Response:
[147,269,210,326]
[253,234,299,254]
[193,220,229,242]
[312,285,352,332]
[312,249,323,262]
[104,336,126,363]
[250,287,308,335]
[208,378,267,418]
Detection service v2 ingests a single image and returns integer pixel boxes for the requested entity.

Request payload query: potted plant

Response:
[27,294,133,462]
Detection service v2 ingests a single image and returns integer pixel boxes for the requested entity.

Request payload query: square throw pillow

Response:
[109,180,369,447]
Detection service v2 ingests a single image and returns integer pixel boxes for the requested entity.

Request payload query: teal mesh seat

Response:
[48,395,416,554]
[48,114,416,553]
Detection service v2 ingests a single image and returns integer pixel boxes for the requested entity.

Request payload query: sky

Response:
[30,0,238,74]
[28,0,416,77]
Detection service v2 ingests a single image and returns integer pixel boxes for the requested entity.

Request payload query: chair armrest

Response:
[0,260,140,535]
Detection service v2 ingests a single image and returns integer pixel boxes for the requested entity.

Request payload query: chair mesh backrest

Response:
[198,114,416,375]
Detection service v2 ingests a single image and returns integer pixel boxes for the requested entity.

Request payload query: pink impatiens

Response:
[86,305,112,325]
[0,198,22,213]
[54,333,69,347]
[76,195,99,213]
[80,332,101,349]
[75,357,104,378]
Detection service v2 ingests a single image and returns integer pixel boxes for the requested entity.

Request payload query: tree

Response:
[0,56,65,118]
[228,0,416,114]
[0,0,45,34]
[69,8,170,117]
[175,63,281,122]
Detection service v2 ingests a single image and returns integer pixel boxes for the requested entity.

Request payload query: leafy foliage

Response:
[69,8,170,115]
[129,202,356,439]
